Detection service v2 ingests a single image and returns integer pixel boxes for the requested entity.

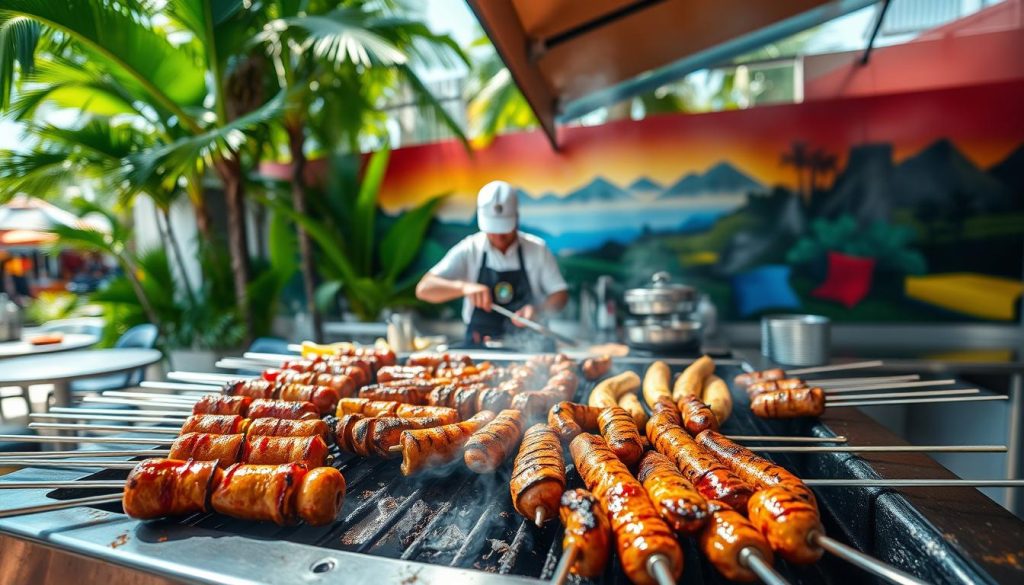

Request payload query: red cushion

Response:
[811,251,875,309]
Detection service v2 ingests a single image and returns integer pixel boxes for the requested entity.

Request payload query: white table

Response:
[0,333,99,359]
[0,348,162,408]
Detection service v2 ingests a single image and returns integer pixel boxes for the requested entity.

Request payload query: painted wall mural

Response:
[378,80,1024,322]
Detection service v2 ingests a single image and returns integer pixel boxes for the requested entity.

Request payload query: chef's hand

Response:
[462,282,492,312]
[512,305,536,327]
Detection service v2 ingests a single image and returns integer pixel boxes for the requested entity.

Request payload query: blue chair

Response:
[69,323,159,394]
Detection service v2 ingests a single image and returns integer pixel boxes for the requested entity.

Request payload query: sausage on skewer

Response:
[463,409,525,473]
[677,395,719,436]
[596,406,645,467]
[734,368,785,388]
[558,488,611,577]
[698,501,774,582]
[570,433,683,585]
[510,424,565,526]
[547,401,602,441]
[581,356,612,381]
[637,451,709,536]
[397,410,496,475]
[749,387,826,419]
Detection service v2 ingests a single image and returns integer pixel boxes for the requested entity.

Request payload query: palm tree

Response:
[781,141,811,204]
[465,36,537,147]
[257,2,468,339]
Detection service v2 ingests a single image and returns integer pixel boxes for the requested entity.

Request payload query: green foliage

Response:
[257,146,445,321]
[787,215,928,275]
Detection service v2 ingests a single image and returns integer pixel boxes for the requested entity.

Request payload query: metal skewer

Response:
[738,548,789,585]
[646,554,676,585]
[0,435,171,445]
[810,375,919,386]
[0,449,168,459]
[805,479,1024,487]
[168,371,254,384]
[534,507,547,527]
[0,494,124,519]
[140,381,220,391]
[243,351,294,364]
[30,423,181,435]
[750,444,1005,453]
[723,435,847,443]
[32,413,190,423]
[830,394,1007,408]
[81,396,193,409]
[550,544,578,585]
[102,391,199,402]
[811,533,927,585]
[787,360,884,375]
[0,480,126,489]
[827,388,978,402]
[46,407,190,418]
[0,460,139,470]
[824,379,956,394]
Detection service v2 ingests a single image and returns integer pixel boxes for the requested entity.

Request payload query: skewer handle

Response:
[48,407,189,418]
[550,544,579,585]
[825,379,956,394]
[751,445,1005,453]
[0,460,139,470]
[787,360,883,375]
[805,479,1024,487]
[29,423,179,435]
[102,391,199,402]
[726,435,848,444]
[0,480,125,489]
[812,533,927,585]
[0,494,124,519]
[0,434,170,445]
[31,413,188,424]
[81,396,193,409]
[815,375,919,386]
[828,389,977,402]
[738,547,789,585]
[646,554,676,585]
[168,371,252,383]
[140,381,220,391]
[0,449,169,459]
[830,395,1007,408]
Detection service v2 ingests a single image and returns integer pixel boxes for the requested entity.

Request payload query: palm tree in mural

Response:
[257,2,467,340]
[808,148,838,196]
[781,141,811,204]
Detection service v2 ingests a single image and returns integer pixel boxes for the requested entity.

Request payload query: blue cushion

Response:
[732,265,802,317]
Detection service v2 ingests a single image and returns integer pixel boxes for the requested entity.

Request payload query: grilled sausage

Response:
[511,390,564,423]
[694,430,816,504]
[337,397,399,417]
[454,387,481,420]
[646,413,754,511]
[581,355,612,381]
[180,414,248,435]
[294,467,347,526]
[247,398,319,421]
[348,416,447,458]
[699,501,774,582]
[617,392,649,430]
[476,387,515,413]
[637,451,709,535]
[547,401,602,441]
[377,365,432,382]
[749,387,825,419]
[596,406,645,467]
[678,395,720,435]
[396,404,459,424]
[510,424,565,525]
[650,396,682,426]
[225,379,277,399]
[277,370,355,397]
[247,417,329,441]
[734,368,785,387]
[570,433,683,585]
[192,395,252,416]
[672,355,714,402]
[559,489,611,578]
[398,410,496,475]
[169,433,244,464]
[277,383,340,415]
[210,463,306,525]
[746,377,806,396]
[642,360,673,409]
[464,409,525,473]
[242,435,330,467]
[588,371,641,409]
[123,458,220,519]
[334,413,365,452]
[358,384,429,405]
[747,486,824,564]
[701,374,733,425]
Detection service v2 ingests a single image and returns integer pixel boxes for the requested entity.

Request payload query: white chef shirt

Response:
[429,231,568,323]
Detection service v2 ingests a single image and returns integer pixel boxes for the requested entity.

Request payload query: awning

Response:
[467,0,880,148]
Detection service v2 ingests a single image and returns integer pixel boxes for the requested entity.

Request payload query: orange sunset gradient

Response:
[377,81,1024,218]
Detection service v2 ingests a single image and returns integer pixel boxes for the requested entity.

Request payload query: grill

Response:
[2,357,1023,585]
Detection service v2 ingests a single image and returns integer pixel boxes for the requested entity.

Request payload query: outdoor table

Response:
[0,348,162,408]
[0,333,99,359]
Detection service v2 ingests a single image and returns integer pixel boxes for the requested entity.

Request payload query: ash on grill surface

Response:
[40,362,1016,584]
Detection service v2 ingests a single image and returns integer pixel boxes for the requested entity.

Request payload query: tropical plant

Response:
[464,36,537,146]
[259,147,445,321]
[23,290,82,325]
[257,1,468,340]
[787,215,928,275]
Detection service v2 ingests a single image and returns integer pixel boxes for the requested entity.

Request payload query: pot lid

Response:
[624,272,696,304]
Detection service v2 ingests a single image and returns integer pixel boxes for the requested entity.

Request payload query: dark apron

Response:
[462,245,553,351]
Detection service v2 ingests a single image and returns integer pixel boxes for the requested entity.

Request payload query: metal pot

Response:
[623,316,702,349]
[624,272,697,316]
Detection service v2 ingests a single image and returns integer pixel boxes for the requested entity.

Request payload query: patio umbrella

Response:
[0,195,83,232]
[0,229,58,247]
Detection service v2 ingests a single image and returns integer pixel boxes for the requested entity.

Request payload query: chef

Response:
[415,180,569,349]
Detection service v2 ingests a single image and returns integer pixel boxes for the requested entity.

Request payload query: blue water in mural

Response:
[521,209,728,253]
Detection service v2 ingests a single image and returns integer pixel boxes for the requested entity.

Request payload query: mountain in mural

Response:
[990,144,1024,194]
[629,177,663,194]
[659,162,763,199]
[890,138,1016,214]
[814,144,895,223]
[523,176,634,205]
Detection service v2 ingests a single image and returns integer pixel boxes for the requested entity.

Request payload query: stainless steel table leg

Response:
[1007,373,1022,515]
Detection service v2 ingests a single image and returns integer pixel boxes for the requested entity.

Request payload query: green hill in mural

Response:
[629,177,663,194]
[523,176,634,205]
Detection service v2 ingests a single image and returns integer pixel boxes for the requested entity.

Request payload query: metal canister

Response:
[762,314,830,366]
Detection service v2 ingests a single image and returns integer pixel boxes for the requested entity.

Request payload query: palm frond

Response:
[269,8,408,68]
[0,149,76,201]
[0,0,206,127]
[0,14,40,109]
[9,57,142,120]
